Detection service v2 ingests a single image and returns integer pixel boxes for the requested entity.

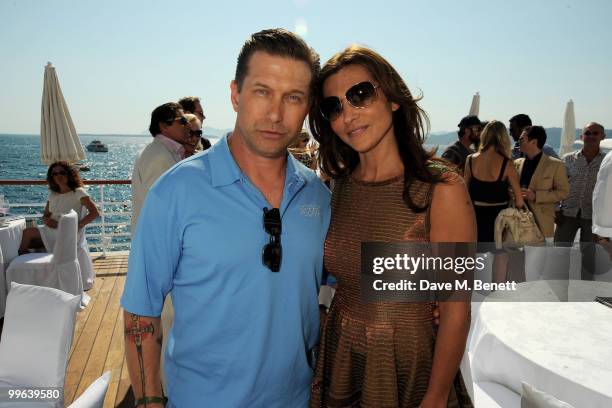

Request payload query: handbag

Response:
[494,202,545,249]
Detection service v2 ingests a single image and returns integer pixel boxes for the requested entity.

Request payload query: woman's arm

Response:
[422,173,475,407]
[41,201,58,228]
[78,196,100,229]
[506,164,525,208]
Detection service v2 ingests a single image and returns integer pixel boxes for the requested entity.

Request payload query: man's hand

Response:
[521,188,536,201]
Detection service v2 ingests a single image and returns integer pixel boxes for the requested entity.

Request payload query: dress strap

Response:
[497,157,508,181]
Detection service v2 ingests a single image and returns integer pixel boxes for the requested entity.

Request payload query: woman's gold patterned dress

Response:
[311,169,472,408]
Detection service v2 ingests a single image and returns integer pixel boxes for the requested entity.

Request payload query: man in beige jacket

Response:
[131,102,190,233]
[515,126,569,238]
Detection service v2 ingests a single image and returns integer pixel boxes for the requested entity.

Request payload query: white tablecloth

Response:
[0,218,26,265]
[0,218,26,317]
[469,280,612,408]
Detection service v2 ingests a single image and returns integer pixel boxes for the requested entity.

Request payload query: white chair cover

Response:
[0,282,80,408]
[594,244,612,283]
[524,245,581,282]
[6,210,83,296]
[38,208,95,291]
[78,231,94,290]
[67,371,111,408]
[0,245,4,318]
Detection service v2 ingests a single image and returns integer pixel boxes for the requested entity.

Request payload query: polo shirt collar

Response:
[209,133,307,189]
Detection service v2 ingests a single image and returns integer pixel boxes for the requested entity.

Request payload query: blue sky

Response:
[1,0,611,134]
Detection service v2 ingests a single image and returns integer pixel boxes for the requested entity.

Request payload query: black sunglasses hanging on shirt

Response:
[262,207,282,272]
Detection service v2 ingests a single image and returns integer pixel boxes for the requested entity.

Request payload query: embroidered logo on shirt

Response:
[300,205,321,217]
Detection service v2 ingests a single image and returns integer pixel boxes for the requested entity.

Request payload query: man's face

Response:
[230,51,311,159]
[581,123,605,150]
[194,102,205,123]
[509,121,521,142]
[518,130,534,153]
[468,125,482,144]
[159,110,190,143]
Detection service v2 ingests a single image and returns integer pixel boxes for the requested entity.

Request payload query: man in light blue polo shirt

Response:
[121,29,330,408]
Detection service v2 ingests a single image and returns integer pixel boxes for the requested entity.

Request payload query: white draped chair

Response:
[67,371,111,408]
[524,245,581,282]
[594,244,612,282]
[6,210,83,296]
[77,230,95,290]
[0,282,81,408]
[37,206,95,291]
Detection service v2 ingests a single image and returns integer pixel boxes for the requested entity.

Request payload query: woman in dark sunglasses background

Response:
[18,161,99,254]
[309,45,475,407]
[183,113,204,158]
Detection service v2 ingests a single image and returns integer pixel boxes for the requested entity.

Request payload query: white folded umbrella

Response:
[559,99,576,157]
[469,92,480,116]
[40,62,85,165]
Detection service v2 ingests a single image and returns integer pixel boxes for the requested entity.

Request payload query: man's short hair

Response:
[149,102,183,137]
[584,122,605,134]
[234,28,320,97]
[510,114,532,129]
[457,115,481,138]
[524,125,547,149]
[178,96,201,114]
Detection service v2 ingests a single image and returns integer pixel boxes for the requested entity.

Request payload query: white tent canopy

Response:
[469,92,480,116]
[40,62,85,165]
[559,99,576,157]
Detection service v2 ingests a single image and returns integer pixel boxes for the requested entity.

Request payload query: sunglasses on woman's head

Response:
[320,81,380,122]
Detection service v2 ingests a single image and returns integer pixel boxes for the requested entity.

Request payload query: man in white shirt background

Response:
[131,102,190,232]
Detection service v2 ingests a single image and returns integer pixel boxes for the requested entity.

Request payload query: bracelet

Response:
[134,395,167,407]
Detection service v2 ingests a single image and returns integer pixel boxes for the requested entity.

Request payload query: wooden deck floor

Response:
[65,252,131,407]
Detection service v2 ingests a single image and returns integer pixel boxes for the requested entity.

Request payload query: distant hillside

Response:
[424,128,608,148]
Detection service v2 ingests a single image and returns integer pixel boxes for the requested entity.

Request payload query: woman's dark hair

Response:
[309,45,441,212]
[46,161,83,193]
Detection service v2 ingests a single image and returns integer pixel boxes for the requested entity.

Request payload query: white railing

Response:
[0,179,132,254]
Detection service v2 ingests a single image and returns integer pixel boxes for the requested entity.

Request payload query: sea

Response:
[1,133,444,251]
[0,134,214,251]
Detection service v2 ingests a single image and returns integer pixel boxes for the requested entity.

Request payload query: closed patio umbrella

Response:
[559,99,576,157]
[40,62,85,165]
[469,92,480,116]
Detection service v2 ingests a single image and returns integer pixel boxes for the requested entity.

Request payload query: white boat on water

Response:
[86,140,108,152]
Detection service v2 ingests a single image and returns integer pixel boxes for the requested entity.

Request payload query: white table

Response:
[0,217,26,317]
[469,280,612,408]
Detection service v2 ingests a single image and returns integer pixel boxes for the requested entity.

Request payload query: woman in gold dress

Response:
[309,45,475,408]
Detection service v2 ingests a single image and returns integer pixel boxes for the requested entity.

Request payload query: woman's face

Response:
[322,64,398,155]
[50,165,69,186]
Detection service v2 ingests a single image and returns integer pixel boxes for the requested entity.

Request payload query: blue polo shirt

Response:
[121,134,331,407]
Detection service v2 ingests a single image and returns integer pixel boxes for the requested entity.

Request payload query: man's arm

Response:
[535,162,570,204]
[124,311,165,407]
